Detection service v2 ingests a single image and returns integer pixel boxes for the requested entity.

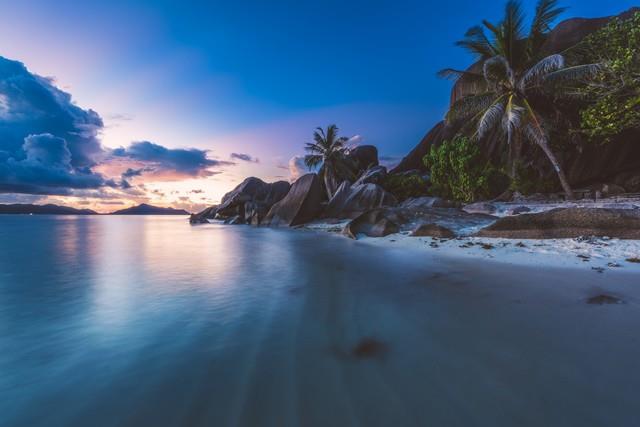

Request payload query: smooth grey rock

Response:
[265,173,323,227]
[324,183,397,219]
[463,202,497,215]
[353,166,387,187]
[411,223,455,238]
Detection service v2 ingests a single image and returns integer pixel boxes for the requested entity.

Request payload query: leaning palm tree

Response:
[304,125,354,199]
[439,0,601,199]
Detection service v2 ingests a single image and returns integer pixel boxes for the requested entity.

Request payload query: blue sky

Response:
[0,0,636,210]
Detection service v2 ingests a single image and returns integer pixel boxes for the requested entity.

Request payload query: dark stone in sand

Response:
[586,294,622,305]
[343,209,401,238]
[265,173,323,227]
[509,206,532,215]
[463,202,497,215]
[475,208,640,239]
[352,338,388,360]
[411,223,455,238]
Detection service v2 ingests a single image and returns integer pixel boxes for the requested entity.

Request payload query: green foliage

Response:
[574,12,640,141]
[423,136,506,202]
[381,174,429,201]
[509,162,556,194]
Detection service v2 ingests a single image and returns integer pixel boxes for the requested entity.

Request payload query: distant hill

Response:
[110,203,190,215]
[0,204,97,215]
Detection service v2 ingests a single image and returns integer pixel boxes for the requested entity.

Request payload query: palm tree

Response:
[304,125,354,199]
[439,0,601,199]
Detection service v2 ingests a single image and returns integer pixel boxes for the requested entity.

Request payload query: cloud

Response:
[0,55,236,198]
[0,56,104,168]
[121,167,145,179]
[111,141,233,178]
[230,152,259,163]
[288,155,310,181]
[0,133,109,194]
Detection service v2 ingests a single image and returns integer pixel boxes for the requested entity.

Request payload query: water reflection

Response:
[0,215,639,427]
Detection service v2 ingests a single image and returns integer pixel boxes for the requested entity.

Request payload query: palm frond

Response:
[325,124,338,146]
[438,68,488,95]
[304,154,323,169]
[454,25,497,58]
[528,0,567,57]
[478,99,506,139]
[502,95,524,145]
[542,63,603,86]
[446,92,497,124]
[437,68,483,81]
[304,142,324,155]
[503,0,526,63]
[519,54,565,91]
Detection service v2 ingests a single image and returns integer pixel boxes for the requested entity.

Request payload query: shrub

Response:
[381,174,429,201]
[572,12,640,142]
[423,136,505,202]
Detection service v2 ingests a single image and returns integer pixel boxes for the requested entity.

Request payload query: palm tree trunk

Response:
[536,139,573,200]
[510,135,522,179]
[323,165,339,200]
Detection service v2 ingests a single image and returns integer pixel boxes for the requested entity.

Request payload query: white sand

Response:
[357,232,640,271]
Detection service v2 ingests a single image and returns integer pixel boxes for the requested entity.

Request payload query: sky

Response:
[0,0,636,212]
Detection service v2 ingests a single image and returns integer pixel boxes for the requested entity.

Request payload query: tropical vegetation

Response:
[381,174,430,201]
[424,136,505,203]
[304,125,355,199]
[439,0,602,199]
[570,11,640,142]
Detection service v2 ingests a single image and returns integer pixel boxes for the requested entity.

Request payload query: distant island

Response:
[110,203,190,215]
[0,204,97,215]
[0,203,190,215]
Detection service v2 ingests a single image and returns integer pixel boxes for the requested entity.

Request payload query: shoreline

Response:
[301,220,640,273]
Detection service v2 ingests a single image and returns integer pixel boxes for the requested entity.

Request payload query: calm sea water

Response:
[1,215,639,427]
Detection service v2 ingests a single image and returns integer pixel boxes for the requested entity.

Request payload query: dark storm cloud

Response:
[0,55,236,196]
[230,153,259,163]
[112,141,234,177]
[122,168,145,178]
[0,133,108,195]
[0,57,109,194]
[0,56,104,168]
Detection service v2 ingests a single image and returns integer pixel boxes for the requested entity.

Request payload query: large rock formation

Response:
[189,177,290,224]
[475,208,640,239]
[347,145,379,172]
[323,181,398,219]
[393,8,640,190]
[264,173,324,227]
[391,121,455,174]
